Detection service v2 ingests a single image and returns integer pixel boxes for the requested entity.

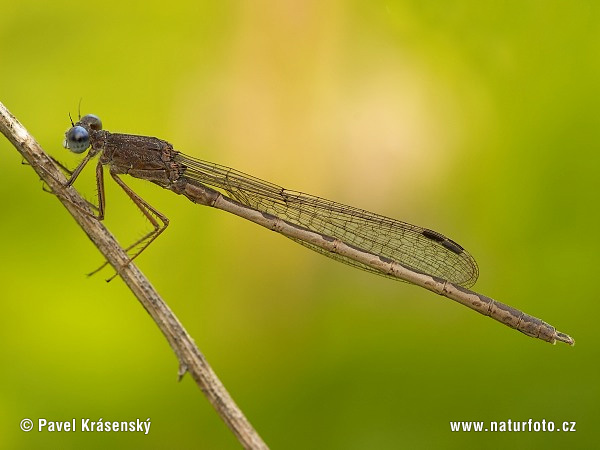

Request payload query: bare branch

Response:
[0,102,268,449]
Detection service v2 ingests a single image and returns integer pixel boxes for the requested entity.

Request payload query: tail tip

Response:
[555,331,575,346]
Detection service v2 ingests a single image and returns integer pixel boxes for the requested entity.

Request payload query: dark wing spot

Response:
[442,239,464,254]
[423,228,465,255]
[422,228,446,242]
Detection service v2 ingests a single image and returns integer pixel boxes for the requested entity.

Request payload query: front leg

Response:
[37,155,103,217]
[60,159,105,219]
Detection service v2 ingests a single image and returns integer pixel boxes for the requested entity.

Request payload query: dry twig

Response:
[0,102,268,450]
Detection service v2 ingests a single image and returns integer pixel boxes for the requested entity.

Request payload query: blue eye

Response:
[64,125,90,153]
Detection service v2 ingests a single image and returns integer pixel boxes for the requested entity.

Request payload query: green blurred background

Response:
[0,1,598,448]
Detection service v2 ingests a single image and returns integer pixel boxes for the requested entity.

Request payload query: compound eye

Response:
[64,125,90,153]
[80,114,103,131]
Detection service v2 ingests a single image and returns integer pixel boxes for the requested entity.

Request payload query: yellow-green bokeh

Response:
[1,1,598,448]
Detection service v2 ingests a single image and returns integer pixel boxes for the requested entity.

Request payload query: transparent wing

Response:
[175,154,479,287]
